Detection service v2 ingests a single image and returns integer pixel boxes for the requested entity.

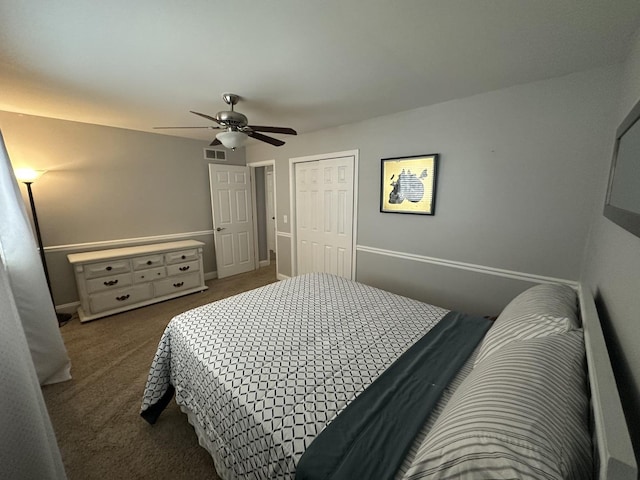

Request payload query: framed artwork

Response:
[380,154,439,215]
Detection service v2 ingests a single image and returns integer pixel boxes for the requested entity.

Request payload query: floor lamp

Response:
[14,168,72,327]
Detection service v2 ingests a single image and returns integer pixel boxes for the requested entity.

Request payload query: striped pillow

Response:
[402,331,592,480]
[475,283,578,365]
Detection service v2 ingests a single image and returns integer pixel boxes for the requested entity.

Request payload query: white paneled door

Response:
[209,164,255,278]
[295,156,354,278]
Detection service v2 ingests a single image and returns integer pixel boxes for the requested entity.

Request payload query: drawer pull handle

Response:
[146,260,153,265]
[179,266,190,271]
[116,294,130,301]
[181,255,186,260]
[173,282,184,288]
[104,280,119,286]
[106,266,113,271]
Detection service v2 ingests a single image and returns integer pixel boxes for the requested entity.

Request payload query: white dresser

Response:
[67,240,208,322]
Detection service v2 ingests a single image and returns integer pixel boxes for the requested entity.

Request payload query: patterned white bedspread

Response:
[141,273,449,479]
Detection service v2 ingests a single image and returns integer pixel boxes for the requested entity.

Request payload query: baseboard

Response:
[204,271,217,281]
[277,273,290,281]
[56,302,80,315]
[259,259,270,268]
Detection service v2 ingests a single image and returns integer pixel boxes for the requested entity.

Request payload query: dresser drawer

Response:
[166,260,200,276]
[165,249,199,265]
[86,272,133,294]
[84,259,131,279]
[89,284,153,314]
[133,266,166,283]
[133,267,167,283]
[154,272,201,297]
[132,254,164,270]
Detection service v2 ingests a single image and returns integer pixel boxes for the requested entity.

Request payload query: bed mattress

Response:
[141,273,454,479]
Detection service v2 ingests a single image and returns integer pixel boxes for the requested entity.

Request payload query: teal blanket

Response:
[295,311,492,480]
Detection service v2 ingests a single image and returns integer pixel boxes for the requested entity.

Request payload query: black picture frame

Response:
[380,154,439,215]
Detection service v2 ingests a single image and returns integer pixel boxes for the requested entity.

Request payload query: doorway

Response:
[248,160,278,276]
[209,164,255,279]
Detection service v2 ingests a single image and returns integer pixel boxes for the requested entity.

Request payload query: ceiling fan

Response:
[154,93,297,149]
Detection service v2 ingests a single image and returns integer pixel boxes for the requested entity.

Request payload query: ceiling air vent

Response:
[204,148,226,161]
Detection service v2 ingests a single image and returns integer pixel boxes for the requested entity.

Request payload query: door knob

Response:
[216,227,226,231]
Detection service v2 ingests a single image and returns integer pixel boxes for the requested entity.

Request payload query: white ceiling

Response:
[1,1,640,145]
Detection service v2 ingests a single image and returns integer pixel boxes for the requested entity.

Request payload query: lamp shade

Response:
[14,168,46,183]
[216,130,247,149]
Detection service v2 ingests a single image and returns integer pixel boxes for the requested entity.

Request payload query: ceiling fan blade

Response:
[153,126,214,129]
[210,138,222,146]
[247,125,297,135]
[190,110,220,123]
[247,131,285,147]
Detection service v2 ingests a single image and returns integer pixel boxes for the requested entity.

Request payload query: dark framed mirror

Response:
[603,96,640,238]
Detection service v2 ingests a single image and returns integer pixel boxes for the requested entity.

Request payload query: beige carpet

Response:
[42,263,278,480]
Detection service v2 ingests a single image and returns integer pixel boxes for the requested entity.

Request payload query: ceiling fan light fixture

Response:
[216,130,247,150]
[158,94,295,147]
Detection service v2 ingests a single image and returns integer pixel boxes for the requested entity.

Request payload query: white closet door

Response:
[296,161,322,275]
[295,156,354,278]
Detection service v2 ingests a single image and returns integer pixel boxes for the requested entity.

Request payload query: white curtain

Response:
[0,256,67,478]
[0,129,71,384]
[0,129,69,478]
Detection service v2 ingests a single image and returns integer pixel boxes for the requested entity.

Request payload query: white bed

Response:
[141,273,636,480]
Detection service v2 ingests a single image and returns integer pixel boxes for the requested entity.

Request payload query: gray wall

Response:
[356,251,540,317]
[0,111,245,306]
[247,65,620,310]
[582,28,640,461]
[254,166,268,261]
